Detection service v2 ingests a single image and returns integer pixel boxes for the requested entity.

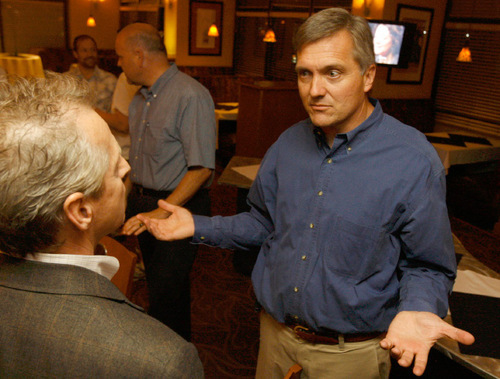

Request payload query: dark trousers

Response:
[127,185,211,341]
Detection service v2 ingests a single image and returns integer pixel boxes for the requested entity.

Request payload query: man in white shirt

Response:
[96,72,140,160]
[0,72,203,378]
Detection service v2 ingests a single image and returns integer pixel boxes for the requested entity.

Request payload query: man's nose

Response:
[309,75,326,97]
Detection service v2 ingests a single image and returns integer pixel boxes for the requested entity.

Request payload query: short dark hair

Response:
[73,35,97,51]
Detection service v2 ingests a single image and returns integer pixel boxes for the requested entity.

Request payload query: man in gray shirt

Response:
[119,23,216,341]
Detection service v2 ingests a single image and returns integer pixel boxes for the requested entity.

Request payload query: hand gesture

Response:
[136,200,195,241]
[380,311,475,376]
[121,206,170,236]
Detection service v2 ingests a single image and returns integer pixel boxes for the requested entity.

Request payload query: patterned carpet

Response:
[125,127,498,378]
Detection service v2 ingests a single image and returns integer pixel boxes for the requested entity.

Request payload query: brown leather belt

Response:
[285,320,381,345]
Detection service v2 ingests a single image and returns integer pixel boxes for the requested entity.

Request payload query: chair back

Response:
[284,363,302,379]
[98,236,137,299]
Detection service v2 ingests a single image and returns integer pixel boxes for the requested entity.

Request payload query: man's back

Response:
[0,255,204,378]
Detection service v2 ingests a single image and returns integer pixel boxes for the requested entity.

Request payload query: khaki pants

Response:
[256,311,391,379]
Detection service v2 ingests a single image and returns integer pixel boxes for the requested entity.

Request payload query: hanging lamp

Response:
[87,15,96,27]
[263,0,276,43]
[456,33,472,62]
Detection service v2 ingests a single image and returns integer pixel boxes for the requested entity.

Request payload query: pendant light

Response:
[456,33,472,62]
[263,0,276,43]
[87,15,96,27]
[87,0,97,28]
[457,0,475,63]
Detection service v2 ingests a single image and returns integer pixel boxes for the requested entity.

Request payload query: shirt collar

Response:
[312,98,382,149]
[24,252,120,281]
[140,63,178,98]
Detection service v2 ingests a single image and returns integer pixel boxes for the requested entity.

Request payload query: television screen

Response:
[368,20,416,68]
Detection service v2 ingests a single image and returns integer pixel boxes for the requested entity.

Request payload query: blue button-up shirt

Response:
[194,100,456,333]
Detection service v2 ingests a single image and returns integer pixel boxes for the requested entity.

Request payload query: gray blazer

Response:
[0,255,204,378]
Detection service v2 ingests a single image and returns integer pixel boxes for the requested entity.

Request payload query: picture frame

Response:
[387,5,434,84]
[189,1,223,56]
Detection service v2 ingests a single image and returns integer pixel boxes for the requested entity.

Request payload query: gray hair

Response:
[293,7,375,74]
[0,72,109,257]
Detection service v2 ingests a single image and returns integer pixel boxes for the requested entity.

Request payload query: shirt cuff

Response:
[192,215,213,244]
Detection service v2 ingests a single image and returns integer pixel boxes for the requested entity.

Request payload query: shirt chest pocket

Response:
[142,124,177,156]
[320,215,383,281]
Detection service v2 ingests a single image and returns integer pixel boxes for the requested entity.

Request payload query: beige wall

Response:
[67,0,120,50]
[175,0,235,67]
[371,0,447,99]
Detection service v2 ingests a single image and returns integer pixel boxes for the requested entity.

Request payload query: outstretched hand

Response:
[380,311,475,376]
[136,200,195,241]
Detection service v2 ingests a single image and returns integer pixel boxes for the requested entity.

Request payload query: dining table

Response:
[0,53,45,78]
[426,132,500,174]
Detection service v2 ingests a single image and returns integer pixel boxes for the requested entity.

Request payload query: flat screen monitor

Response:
[368,20,416,68]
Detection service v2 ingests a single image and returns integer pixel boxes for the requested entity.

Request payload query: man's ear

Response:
[363,63,377,93]
[63,193,93,231]
[135,48,145,67]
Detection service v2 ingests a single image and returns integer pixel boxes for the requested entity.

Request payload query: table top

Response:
[0,53,45,78]
[218,155,262,189]
[435,235,499,379]
[426,132,500,171]
[214,102,239,121]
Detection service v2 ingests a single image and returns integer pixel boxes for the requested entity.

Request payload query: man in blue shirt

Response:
[137,8,474,378]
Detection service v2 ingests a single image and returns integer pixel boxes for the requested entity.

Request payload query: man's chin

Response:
[82,60,97,69]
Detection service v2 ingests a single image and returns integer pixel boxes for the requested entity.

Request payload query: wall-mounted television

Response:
[368,20,417,68]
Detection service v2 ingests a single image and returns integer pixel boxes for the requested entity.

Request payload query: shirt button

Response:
[138,138,142,142]
[310,223,314,228]
[142,120,146,124]
[294,287,299,293]
[153,94,157,98]
[318,191,323,196]
[301,255,307,261]
[146,102,151,106]
[327,158,332,164]
[135,156,138,160]
[200,236,205,240]
[347,146,352,151]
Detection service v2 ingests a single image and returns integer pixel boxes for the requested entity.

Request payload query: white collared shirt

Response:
[25,253,119,281]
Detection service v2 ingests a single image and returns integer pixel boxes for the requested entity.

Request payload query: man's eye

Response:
[298,71,310,78]
[328,70,339,78]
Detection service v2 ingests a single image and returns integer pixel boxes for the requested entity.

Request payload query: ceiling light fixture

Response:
[263,0,276,43]
[456,32,472,63]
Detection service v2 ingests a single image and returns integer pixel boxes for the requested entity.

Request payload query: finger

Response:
[389,347,402,360]
[444,327,475,346]
[157,199,177,213]
[121,218,137,235]
[379,338,393,350]
[133,223,146,236]
[412,351,429,377]
[397,350,414,368]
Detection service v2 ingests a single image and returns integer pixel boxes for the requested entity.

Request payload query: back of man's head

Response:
[120,23,167,56]
[0,72,108,258]
[293,7,375,74]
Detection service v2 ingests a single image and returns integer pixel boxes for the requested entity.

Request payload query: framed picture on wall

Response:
[387,5,434,84]
[189,1,223,56]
